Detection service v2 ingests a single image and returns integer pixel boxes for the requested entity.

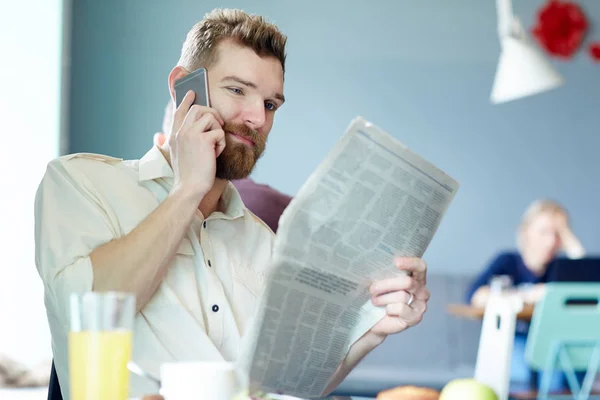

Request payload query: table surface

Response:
[446,303,535,321]
[9,388,599,400]
[0,389,376,400]
[9,386,599,400]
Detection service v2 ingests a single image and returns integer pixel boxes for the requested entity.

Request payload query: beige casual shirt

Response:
[34,146,275,399]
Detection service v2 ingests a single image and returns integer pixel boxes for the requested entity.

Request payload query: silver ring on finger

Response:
[406,292,414,306]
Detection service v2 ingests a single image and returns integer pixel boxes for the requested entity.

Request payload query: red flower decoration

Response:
[532,0,588,59]
[590,42,600,62]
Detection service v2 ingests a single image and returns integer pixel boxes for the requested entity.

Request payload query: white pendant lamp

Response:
[490,0,565,104]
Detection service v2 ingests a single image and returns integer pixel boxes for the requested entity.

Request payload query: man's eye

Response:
[229,87,243,95]
[265,102,277,111]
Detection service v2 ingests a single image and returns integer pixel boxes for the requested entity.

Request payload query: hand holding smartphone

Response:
[169,71,225,198]
[174,67,210,107]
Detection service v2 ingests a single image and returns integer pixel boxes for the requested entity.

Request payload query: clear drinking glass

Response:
[69,291,135,400]
[489,275,513,294]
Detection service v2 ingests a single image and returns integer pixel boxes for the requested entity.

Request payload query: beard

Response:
[215,121,267,180]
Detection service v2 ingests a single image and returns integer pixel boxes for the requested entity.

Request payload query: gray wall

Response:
[67,0,600,277]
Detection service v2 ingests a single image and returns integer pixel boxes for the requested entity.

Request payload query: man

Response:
[154,102,292,233]
[35,8,430,399]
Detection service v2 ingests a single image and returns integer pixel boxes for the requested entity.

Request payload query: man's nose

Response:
[242,100,266,130]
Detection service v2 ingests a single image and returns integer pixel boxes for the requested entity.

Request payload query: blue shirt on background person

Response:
[465,251,553,335]
[465,251,553,304]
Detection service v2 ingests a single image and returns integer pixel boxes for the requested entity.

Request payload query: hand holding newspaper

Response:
[239,117,460,399]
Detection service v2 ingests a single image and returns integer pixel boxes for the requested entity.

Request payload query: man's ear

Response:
[168,66,190,102]
[153,132,167,146]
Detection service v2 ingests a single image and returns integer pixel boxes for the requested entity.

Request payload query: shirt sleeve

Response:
[464,252,516,303]
[34,158,117,327]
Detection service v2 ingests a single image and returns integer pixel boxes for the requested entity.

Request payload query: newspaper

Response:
[239,117,460,399]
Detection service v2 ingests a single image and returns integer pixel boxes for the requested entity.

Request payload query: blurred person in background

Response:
[467,199,584,307]
[466,199,585,391]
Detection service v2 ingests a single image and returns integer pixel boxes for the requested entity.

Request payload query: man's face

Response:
[205,39,285,180]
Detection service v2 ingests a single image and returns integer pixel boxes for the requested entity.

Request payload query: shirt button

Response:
[208,260,212,267]
[212,304,219,312]
[203,221,207,229]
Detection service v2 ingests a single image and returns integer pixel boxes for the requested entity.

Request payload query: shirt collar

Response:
[138,145,174,182]
[218,181,246,220]
[138,145,246,220]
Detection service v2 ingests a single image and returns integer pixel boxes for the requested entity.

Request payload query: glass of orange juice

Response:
[68,291,135,400]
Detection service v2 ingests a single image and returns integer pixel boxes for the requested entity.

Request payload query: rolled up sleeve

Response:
[34,158,116,327]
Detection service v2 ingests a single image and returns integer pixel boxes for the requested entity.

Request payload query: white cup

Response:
[159,361,247,400]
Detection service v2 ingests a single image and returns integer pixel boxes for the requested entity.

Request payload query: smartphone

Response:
[174,67,210,108]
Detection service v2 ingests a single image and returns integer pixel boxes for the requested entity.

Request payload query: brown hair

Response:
[177,8,287,73]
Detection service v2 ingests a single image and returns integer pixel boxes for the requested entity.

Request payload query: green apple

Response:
[439,378,498,400]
